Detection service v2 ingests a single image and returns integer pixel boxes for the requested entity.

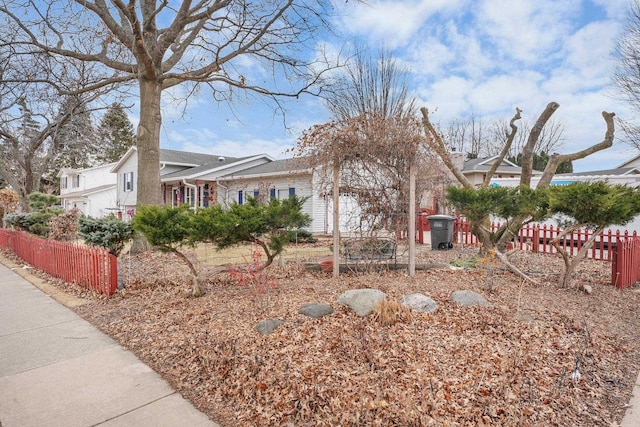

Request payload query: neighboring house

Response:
[58,163,117,218]
[491,164,640,232]
[617,153,640,169]
[453,154,530,185]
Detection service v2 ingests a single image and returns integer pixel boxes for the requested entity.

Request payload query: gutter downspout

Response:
[217,181,229,206]
[160,163,167,204]
[182,179,197,211]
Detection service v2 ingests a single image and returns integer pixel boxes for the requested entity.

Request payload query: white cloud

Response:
[335,0,463,48]
[564,20,619,81]
[477,0,580,64]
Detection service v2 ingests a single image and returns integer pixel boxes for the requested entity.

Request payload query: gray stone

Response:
[451,290,491,307]
[337,289,386,316]
[299,303,334,318]
[515,312,535,323]
[255,319,283,335]
[400,293,438,313]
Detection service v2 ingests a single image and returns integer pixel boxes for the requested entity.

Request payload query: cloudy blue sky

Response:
[148,0,636,172]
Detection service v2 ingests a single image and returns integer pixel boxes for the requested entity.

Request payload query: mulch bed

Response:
[6,247,640,426]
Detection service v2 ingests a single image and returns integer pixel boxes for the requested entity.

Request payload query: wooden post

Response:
[332,161,340,279]
[408,161,416,276]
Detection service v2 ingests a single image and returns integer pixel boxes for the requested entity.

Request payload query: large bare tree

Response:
[421,102,615,280]
[0,44,107,210]
[0,0,345,208]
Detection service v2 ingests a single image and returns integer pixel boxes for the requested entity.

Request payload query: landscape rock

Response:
[256,319,283,335]
[451,290,491,307]
[299,302,334,318]
[583,284,593,294]
[400,293,438,313]
[515,312,535,323]
[337,289,386,316]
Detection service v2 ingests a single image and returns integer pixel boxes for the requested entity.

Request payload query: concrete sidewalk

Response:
[0,261,219,427]
[623,373,640,427]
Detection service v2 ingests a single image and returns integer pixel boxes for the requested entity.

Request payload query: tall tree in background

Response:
[0,95,96,210]
[615,0,640,149]
[52,94,100,170]
[0,0,348,209]
[96,103,136,164]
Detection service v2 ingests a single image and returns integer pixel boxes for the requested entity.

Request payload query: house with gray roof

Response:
[110,147,275,217]
[457,155,533,186]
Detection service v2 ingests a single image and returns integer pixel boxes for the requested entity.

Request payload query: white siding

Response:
[58,163,118,218]
[114,151,138,209]
[220,173,316,231]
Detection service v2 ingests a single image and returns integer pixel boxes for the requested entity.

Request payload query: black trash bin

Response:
[427,215,455,250]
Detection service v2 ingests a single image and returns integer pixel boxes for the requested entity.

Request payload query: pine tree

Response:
[51,95,99,169]
[96,103,136,164]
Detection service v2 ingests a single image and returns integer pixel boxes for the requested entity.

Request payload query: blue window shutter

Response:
[270,188,276,199]
[123,174,126,191]
[130,172,134,191]
[289,187,296,196]
[238,190,243,205]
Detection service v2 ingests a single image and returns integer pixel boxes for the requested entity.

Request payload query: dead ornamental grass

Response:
[72,248,640,426]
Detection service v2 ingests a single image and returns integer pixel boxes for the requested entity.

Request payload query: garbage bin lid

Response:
[427,214,456,220]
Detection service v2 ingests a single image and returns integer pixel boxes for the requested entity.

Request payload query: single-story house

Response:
[491,164,640,232]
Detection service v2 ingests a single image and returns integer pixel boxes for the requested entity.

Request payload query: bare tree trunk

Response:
[408,161,416,276]
[137,77,162,206]
[130,78,162,254]
[171,247,205,297]
[551,225,605,288]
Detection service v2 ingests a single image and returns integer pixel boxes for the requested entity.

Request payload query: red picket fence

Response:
[611,236,640,289]
[0,229,117,296]
[454,218,640,288]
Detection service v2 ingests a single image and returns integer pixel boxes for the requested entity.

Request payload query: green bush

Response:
[79,216,134,257]
[4,192,63,237]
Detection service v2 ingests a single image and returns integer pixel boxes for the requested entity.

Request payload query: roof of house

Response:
[218,157,312,180]
[159,148,241,166]
[160,154,275,181]
[461,156,524,174]
[111,146,259,174]
[57,162,117,178]
[556,167,640,177]
[617,153,640,168]
[58,184,117,199]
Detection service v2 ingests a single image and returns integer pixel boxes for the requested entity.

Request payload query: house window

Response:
[253,189,259,199]
[277,187,295,200]
[123,172,134,192]
[238,190,243,205]
[185,187,195,206]
[61,177,68,190]
[270,188,276,199]
[172,187,181,206]
[199,184,208,208]
[72,175,80,188]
